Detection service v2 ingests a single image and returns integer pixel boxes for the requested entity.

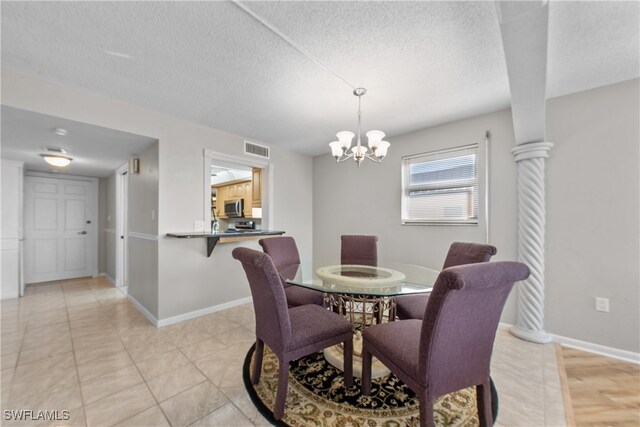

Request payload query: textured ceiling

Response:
[1,1,638,156]
[0,106,157,178]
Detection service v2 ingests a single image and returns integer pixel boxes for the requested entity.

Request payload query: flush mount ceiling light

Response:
[40,154,73,167]
[329,88,390,167]
[53,127,69,136]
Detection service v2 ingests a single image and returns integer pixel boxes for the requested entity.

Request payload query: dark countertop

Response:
[166,230,285,257]
[166,230,285,238]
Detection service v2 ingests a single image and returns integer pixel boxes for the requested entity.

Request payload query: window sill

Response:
[401,220,478,226]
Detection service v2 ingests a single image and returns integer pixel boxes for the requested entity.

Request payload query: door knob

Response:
[78,231,87,235]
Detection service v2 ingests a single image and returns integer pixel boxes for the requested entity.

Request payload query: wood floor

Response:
[560,345,640,426]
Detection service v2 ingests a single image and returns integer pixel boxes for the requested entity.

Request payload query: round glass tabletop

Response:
[282,261,439,296]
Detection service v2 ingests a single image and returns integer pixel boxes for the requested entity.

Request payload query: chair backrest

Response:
[340,235,378,266]
[442,242,497,269]
[418,261,529,396]
[259,236,301,269]
[232,247,291,354]
[259,237,301,284]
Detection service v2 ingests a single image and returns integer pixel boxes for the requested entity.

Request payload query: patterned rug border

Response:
[243,343,287,427]
[242,344,499,427]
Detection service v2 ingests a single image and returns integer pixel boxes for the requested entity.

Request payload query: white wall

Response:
[545,79,639,353]
[1,69,314,322]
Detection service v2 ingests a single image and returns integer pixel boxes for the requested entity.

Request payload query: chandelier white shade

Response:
[329,88,390,166]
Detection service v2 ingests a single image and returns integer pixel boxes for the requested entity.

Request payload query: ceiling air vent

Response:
[244,141,270,159]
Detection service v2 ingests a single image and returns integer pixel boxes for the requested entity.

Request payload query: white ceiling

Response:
[1,106,157,178]
[1,1,638,156]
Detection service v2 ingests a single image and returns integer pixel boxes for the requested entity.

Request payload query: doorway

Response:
[116,163,128,291]
[23,173,98,283]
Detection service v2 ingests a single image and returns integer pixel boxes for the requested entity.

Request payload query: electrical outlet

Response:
[151,210,156,221]
[595,297,609,313]
[194,220,204,232]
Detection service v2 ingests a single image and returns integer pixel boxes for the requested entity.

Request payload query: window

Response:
[402,144,479,224]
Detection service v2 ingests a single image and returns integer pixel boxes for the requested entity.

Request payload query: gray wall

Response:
[545,79,639,352]
[313,109,520,322]
[314,79,639,352]
[156,122,313,319]
[128,142,159,316]
[103,173,117,282]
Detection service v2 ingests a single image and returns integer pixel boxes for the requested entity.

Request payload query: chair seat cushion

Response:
[285,286,324,307]
[289,305,352,350]
[363,319,422,378]
[395,294,430,320]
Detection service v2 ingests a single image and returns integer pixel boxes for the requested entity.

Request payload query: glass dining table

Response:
[281,261,440,378]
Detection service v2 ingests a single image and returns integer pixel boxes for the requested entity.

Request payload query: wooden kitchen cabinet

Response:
[213,179,251,219]
[252,168,262,208]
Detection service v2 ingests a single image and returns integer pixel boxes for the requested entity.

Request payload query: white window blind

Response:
[402,144,478,224]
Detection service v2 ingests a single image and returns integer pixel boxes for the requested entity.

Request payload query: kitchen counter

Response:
[166,230,285,257]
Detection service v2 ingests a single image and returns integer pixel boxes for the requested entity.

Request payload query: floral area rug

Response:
[243,344,494,426]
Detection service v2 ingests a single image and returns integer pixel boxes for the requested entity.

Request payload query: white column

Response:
[510,142,554,344]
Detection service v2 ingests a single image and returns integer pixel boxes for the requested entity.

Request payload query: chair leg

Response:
[419,393,435,427]
[274,358,289,420]
[251,339,264,385]
[477,379,494,426]
[361,346,372,395]
[342,337,353,388]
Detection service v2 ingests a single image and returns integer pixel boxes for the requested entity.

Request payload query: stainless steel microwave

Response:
[224,198,244,218]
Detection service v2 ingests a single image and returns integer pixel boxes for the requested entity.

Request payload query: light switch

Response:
[595,297,609,312]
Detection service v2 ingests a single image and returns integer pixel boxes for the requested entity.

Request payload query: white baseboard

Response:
[499,322,640,365]
[99,272,117,287]
[156,296,253,328]
[552,333,640,365]
[127,294,159,327]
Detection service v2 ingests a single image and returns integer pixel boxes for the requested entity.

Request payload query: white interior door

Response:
[24,175,98,284]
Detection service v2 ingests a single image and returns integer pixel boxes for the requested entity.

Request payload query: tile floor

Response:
[0,277,566,426]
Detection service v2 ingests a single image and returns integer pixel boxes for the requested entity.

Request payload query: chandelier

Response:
[329,88,390,166]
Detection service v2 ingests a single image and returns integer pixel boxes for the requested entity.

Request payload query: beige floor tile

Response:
[160,381,228,427]
[10,361,78,406]
[146,362,207,402]
[18,339,74,366]
[195,345,248,388]
[135,349,191,381]
[7,382,82,415]
[73,332,121,351]
[190,402,254,426]
[80,365,144,405]
[2,351,19,371]
[198,316,241,337]
[1,339,22,356]
[84,383,155,426]
[113,405,170,427]
[220,387,261,425]
[180,337,228,362]
[74,341,126,365]
[161,328,213,349]
[77,352,133,383]
[212,327,255,347]
[125,337,176,364]
[1,368,15,407]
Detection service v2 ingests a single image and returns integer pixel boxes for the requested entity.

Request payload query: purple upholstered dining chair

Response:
[341,235,378,266]
[232,247,354,420]
[361,261,529,427]
[259,237,323,307]
[395,242,497,320]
